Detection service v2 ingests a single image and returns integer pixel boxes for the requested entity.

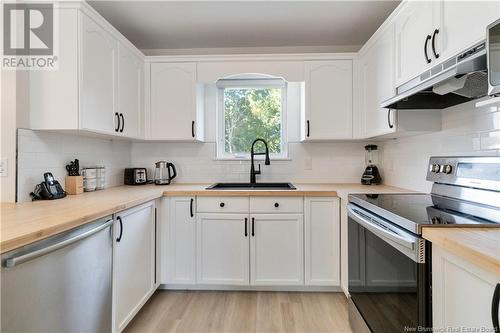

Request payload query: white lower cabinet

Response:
[162,196,339,289]
[250,214,304,286]
[113,201,156,332]
[304,197,340,286]
[163,197,196,285]
[196,214,250,285]
[432,245,499,332]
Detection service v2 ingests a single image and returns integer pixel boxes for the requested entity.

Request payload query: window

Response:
[217,77,287,159]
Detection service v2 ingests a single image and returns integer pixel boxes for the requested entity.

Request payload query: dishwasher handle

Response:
[4,219,113,268]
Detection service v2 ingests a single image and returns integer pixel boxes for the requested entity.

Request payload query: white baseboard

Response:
[159,284,341,292]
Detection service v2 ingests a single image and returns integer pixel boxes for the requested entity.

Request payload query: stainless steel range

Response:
[347,156,500,333]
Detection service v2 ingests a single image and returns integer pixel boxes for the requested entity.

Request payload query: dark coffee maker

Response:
[361,145,382,185]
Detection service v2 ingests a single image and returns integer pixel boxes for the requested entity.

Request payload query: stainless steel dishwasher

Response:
[1,217,113,333]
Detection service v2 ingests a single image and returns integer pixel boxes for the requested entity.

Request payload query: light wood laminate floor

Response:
[124,291,353,333]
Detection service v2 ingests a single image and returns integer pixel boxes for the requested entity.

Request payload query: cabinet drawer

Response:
[197,197,249,213]
[250,197,304,213]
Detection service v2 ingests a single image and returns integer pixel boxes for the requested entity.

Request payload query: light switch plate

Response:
[0,158,8,177]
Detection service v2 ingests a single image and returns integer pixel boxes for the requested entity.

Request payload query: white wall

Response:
[132,82,368,183]
[16,129,132,202]
[0,70,17,202]
[380,98,500,193]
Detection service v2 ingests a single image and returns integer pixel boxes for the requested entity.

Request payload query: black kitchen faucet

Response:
[250,138,270,184]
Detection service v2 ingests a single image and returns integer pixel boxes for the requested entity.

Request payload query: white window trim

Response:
[216,80,288,160]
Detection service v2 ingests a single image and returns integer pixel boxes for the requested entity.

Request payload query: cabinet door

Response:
[304,197,340,286]
[164,197,196,284]
[250,214,304,285]
[196,214,250,285]
[118,44,143,138]
[362,24,397,138]
[80,14,117,134]
[437,1,500,61]
[432,245,498,332]
[303,60,353,140]
[395,1,435,85]
[150,62,198,141]
[114,201,155,332]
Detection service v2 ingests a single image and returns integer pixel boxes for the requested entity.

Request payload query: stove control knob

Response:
[443,164,453,174]
[432,164,440,173]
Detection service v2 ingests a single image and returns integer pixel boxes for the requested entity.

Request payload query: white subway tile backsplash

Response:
[17,129,132,202]
[130,141,368,184]
[380,99,500,193]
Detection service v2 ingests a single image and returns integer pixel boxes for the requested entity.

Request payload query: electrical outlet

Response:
[0,158,8,177]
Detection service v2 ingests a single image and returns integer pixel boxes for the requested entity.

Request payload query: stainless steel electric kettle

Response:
[154,161,177,185]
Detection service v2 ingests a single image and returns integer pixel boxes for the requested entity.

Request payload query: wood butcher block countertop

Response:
[1,183,408,254]
[423,227,500,276]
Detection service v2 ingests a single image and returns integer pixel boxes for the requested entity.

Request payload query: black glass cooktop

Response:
[349,193,499,234]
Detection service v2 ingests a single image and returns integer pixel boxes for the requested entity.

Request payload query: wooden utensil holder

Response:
[65,176,83,195]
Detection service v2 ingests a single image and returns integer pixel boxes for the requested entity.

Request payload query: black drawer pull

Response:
[424,34,432,64]
[274,202,279,208]
[190,198,194,218]
[492,283,500,332]
[220,202,225,208]
[251,217,255,237]
[432,29,440,59]
[388,109,394,129]
[114,112,120,132]
[306,120,310,137]
[116,216,123,242]
[244,218,248,237]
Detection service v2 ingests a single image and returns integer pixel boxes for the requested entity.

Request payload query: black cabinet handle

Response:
[388,109,394,129]
[191,121,195,138]
[306,120,310,137]
[424,35,432,64]
[251,217,255,237]
[431,29,440,59]
[244,218,248,237]
[492,283,500,332]
[119,113,124,133]
[116,216,123,242]
[220,202,225,208]
[274,202,279,208]
[114,112,120,132]
[190,198,194,218]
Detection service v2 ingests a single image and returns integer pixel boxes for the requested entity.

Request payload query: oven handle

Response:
[347,204,419,251]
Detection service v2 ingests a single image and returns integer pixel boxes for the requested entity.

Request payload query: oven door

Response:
[347,203,431,333]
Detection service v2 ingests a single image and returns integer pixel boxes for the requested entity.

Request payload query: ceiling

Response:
[88,1,400,52]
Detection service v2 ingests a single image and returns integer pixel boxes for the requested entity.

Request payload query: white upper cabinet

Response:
[359,23,397,138]
[394,1,437,85]
[117,44,143,139]
[26,5,145,139]
[302,60,353,141]
[149,62,204,141]
[435,1,500,61]
[79,14,118,134]
[395,0,500,86]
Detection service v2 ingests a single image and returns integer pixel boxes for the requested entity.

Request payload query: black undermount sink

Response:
[206,182,296,190]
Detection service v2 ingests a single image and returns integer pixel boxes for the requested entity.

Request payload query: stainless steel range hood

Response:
[382,42,488,110]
